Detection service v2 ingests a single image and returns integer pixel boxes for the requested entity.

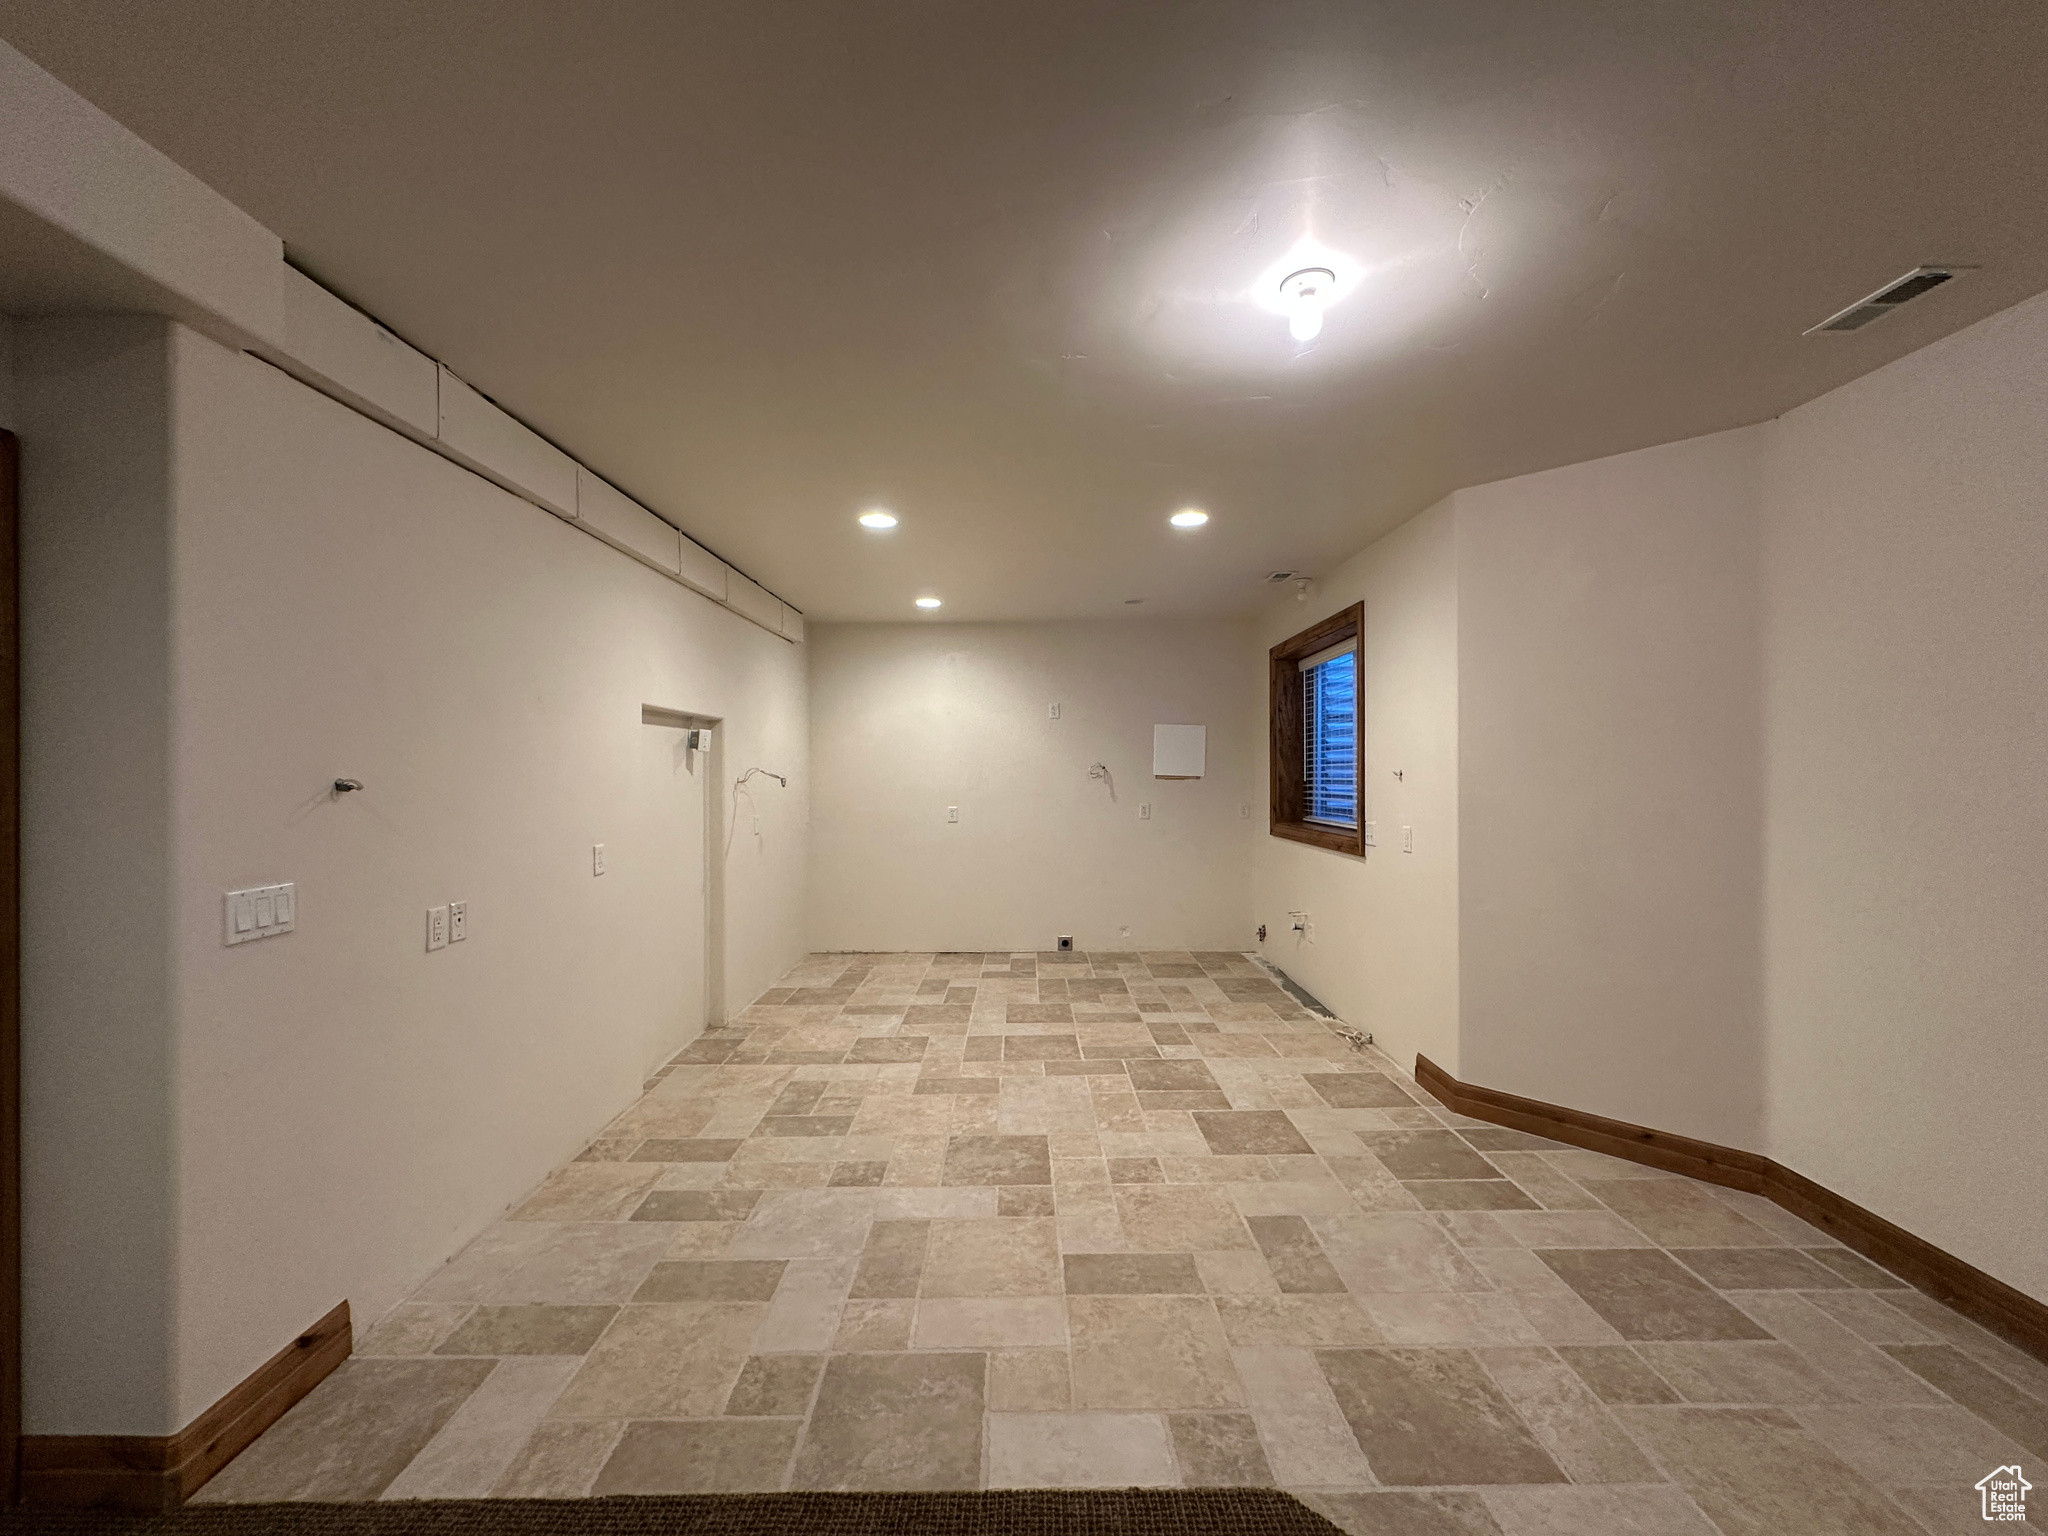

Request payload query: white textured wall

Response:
[19,319,809,1435]
[1454,429,1766,1149]
[808,619,1256,954]
[17,317,178,1434]
[1760,291,2048,1301]
[1249,500,1460,1075]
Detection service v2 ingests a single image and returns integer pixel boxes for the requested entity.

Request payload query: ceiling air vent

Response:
[1265,570,1301,584]
[1806,266,1960,334]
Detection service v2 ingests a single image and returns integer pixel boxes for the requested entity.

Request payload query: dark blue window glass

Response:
[1304,648,1358,826]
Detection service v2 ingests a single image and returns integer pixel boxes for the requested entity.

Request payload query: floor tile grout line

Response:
[215,949,2036,1514]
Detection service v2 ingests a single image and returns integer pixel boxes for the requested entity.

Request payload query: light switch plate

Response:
[225,883,295,946]
[593,843,606,876]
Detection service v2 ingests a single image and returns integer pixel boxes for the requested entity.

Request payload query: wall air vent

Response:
[1806,266,1961,335]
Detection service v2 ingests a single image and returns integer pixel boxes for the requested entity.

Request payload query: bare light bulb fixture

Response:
[1280,267,1336,342]
[915,595,942,609]
[1169,508,1209,528]
[858,509,898,529]
[1254,240,1361,344]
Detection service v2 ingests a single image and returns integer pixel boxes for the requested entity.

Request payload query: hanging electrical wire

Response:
[728,767,788,856]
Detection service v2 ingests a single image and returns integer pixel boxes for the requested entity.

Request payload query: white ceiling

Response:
[7,1,2047,620]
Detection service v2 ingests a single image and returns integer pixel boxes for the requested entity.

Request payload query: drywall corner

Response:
[1454,426,1765,1150]
[1250,497,1460,1075]
[0,40,284,350]
[15,315,180,1435]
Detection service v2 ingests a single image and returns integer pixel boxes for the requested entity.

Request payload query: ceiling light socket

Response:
[858,509,898,529]
[1279,267,1336,306]
[1255,242,1360,341]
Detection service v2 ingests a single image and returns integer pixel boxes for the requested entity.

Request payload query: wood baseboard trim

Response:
[21,1300,350,1510]
[1414,1055,2048,1366]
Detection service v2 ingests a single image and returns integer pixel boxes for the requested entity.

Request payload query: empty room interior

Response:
[0,4,2044,1533]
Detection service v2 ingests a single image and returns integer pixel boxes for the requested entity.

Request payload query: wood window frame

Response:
[2,430,17,1501]
[1270,601,1364,856]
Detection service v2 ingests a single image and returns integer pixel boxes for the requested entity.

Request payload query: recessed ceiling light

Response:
[858,509,898,529]
[1169,508,1209,528]
[915,596,942,609]
[1125,598,1145,604]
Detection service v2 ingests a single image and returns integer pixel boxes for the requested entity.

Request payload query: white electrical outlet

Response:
[1402,825,1414,853]
[1139,802,1151,820]
[1048,702,1061,719]
[449,901,467,942]
[224,882,296,946]
[593,843,606,875]
[1119,925,1132,939]
[426,904,449,951]
[1364,821,1376,847]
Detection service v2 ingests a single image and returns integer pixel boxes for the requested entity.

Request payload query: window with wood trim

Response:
[1270,602,1364,855]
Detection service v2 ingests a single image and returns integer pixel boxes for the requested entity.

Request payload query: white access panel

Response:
[278,265,439,436]
[576,466,682,575]
[436,366,577,519]
[679,537,729,602]
[1153,724,1207,779]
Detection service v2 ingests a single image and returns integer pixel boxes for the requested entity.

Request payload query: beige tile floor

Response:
[197,951,2048,1534]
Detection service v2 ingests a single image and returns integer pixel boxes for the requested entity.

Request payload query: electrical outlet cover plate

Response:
[427,904,449,951]
[449,900,467,942]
